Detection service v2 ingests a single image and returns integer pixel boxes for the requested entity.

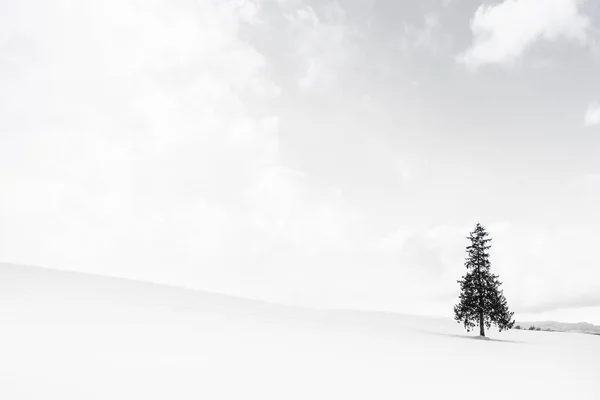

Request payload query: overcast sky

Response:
[1,0,599,324]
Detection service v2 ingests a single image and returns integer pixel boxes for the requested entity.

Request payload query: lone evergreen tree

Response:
[454,223,514,337]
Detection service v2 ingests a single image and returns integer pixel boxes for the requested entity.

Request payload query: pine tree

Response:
[454,223,514,337]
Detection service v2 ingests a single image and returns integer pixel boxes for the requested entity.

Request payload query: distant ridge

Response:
[515,320,600,335]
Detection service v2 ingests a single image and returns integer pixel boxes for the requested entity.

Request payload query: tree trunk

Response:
[479,311,485,337]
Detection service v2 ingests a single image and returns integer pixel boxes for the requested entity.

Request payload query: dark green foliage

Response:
[454,223,515,336]
[514,325,521,330]
[528,326,536,331]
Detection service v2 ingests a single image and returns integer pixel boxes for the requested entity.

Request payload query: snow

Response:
[1,263,598,399]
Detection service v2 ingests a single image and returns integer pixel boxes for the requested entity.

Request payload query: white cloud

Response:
[286,4,320,27]
[1,0,598,320]
[458,0,590,69]
[584,101,600,127]
[583,173,600,185]
[0,0,369,303]
[400,14,441,52]
[245,166,307,235]
[481,224,600,314]
[297,57,321,90]
[392,159,413,182]
[245,165,360,254]
[285,2,353,91]
[0,0,283,281]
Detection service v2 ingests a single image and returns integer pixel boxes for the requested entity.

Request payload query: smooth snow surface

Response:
[1,263,598,399]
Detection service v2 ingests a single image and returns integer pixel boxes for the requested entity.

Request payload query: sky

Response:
[1,0,599,324]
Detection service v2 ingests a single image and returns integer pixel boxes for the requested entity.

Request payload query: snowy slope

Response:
[1,263,598,399]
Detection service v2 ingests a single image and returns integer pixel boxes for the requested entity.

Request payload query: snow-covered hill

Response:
[1,263,598,399]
